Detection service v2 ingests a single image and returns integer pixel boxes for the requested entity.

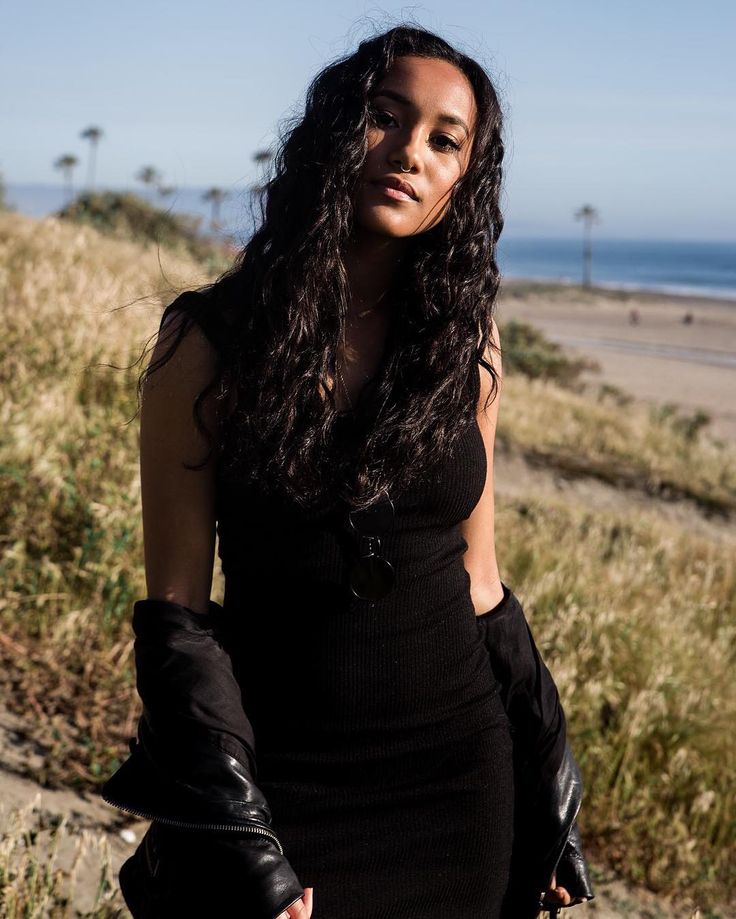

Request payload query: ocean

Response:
[497,236,736,301]
[5,183,736,301]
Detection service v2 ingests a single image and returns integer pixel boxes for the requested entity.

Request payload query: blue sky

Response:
[2,0,734,240]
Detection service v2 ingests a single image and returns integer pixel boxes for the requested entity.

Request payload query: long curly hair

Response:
[140,24,506,512]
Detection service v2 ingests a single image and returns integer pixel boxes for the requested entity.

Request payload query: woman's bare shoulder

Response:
[159,285,236,357]
[140,297,222,613]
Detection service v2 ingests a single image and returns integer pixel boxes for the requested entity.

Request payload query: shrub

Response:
[501,318,599,389]
[56,190,224,265]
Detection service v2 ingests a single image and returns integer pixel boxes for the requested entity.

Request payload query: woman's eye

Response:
[367,106,460,152]
[369,107,395,127]
[433,135,461,152]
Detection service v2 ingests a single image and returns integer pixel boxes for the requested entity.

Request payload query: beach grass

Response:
[495,493,735,903]
[1,210,734,913]
[499,374,736,515]
[0,794,122,917]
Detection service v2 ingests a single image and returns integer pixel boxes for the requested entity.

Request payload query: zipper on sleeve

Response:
[100,791,284,854]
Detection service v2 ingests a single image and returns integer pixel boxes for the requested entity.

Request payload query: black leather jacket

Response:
[103,594,594,917]
[507,740,595,917]
[101,598,305,919]
[477,583,595,917]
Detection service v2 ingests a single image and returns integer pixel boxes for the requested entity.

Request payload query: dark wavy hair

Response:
[140,24,505,512]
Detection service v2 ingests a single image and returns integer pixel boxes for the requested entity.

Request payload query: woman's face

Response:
[353,54,477,238]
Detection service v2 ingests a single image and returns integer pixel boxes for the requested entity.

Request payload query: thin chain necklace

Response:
[337,299,392,414]
[337,354,376,413]
[337,325,372,413]
[336,361,354,412]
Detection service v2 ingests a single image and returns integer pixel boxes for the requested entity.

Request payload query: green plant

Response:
[501,318,599,389]
[56,190,228,267]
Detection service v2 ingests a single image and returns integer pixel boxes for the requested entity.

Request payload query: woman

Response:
[103,24,593,919]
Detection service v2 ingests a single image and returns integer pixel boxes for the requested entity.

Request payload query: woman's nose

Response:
[387,129,422,173]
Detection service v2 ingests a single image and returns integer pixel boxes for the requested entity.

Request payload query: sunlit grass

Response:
[494,494,735,906]
[0,795,125,917]
[1,210,735,912]
[498,374,736,514]
[0,211,215,787]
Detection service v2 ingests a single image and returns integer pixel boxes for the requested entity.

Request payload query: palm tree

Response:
[253,149,272,167]
[251,149,273,196]
[574,204,600,288]
[54,154,79,205]
[136,166,162,202]
[202,187,229,230]
[0,170,8,211]
[80,125,104,190]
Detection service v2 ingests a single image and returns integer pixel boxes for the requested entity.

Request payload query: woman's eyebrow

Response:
[372,87,470,136]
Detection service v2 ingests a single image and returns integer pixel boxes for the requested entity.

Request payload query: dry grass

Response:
[498,374,736,515]
[494,494,735,909]
[0,795,124,917]
[1,210,735,912]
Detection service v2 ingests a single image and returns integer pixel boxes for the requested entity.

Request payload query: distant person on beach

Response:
[629,307,640,324]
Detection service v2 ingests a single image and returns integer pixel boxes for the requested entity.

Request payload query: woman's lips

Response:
[370,180,417,202]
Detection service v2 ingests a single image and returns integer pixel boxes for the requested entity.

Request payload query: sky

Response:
[1,0,734,240]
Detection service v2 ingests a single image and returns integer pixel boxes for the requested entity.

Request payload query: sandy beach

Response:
[497,280,736,444]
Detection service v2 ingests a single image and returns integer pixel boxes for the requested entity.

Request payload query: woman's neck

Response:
[343,228,409,318]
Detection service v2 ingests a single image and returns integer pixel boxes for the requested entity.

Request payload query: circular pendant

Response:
[348,555,395,600]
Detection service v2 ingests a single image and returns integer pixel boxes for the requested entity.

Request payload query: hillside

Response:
[0,211,734,917]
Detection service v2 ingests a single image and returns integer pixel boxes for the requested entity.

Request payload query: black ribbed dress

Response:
[161,294,515,918]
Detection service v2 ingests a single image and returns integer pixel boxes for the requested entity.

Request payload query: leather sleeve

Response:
[102,598,306,919]
[476,584,595,914]
[476,582,567,792]
[131,597,259,782]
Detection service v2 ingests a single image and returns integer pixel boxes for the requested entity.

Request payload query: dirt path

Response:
[0,703,146,914]
[494,444,736,548]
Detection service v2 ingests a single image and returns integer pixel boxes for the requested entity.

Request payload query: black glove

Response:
[476,583,595,916]
[102,597,305,919]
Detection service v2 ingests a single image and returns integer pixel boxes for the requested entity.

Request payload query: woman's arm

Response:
[104,305,311,919]
[139,307,219,614]
[460,317,505,613]
[461,318,594,914]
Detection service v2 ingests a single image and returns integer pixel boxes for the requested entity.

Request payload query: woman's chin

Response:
[353,210,421,239]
